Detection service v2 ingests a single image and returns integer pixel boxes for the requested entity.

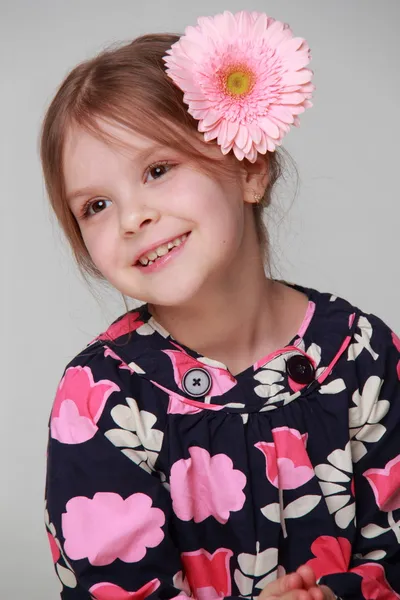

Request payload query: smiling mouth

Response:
[135,232,191,267]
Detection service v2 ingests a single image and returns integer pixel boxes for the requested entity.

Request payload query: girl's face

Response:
[63,120,263,307]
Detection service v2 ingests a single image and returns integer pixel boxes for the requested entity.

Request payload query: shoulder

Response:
[49,305,164,446]
[304,284,399,375]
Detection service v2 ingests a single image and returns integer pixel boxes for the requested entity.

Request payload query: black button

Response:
[286,355,315,385]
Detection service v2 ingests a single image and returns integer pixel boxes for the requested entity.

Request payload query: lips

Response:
[133,232,191,266]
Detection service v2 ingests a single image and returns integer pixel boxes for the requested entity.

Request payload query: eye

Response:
[144,161,174,183]
[79,198,111,220]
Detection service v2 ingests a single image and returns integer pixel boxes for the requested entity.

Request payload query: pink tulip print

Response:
[96,311,144,342]
[364,455,400,512]
[89,579,161,600]
[50,366,120,444]
[255,427,314,489]
[392,332,400,380]
[181,548,233,600]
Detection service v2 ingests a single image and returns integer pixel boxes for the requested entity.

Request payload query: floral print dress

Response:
[45,284,400,600]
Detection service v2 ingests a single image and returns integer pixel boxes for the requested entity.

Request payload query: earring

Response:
[253,191,263,203]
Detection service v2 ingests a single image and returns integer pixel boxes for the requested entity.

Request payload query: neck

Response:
[148,261,308,376]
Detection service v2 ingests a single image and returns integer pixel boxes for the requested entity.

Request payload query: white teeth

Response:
[138,233,188,265]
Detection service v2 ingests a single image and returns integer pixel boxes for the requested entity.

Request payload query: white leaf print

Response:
[56,564,77,588]
[254,384,285,398]
[198,356,229,369]
[350,440,367,462]
[147,317,170,337]
[49,523,57,537]
[283,495,321,519]
[348,316,379,361]
[237,552,255,576]
[314,464,350,483]
[241,414,249,424]
[319,379,346,395]
[127,361,146,374]
[146,450,159,469]
[44,509,50,527]
[327,443,352,472]
[349,377,383,427]
[260,503,281,523]
[319,482,346,495]
[121,448,151,473]
[325,494,351,514]
[361,523,390,538]
[361,550,387,560]
[370,399,390,423]
[307,343,322,366]
[356,423,386,443]
[254,547,278,577]
[136,323,157,336]
[111,403,137,430]
[335,503,356,529]
[105,428,140,448]
[253,370,284,385]
[255,570,278,589]
[234,569,253,596]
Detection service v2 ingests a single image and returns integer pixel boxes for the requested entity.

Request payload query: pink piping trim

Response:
[253,300,316,371]
[254,345,317,371]
[317,336,352,384]
[297,301,316,338]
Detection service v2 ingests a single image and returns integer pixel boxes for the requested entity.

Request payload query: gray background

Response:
[2,0,399,598]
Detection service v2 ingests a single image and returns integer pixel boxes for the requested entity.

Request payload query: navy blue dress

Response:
[45,284,400,599]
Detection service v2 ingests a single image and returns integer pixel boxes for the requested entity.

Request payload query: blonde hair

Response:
[40,33,295,305]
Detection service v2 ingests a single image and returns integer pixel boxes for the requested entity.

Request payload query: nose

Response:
[119,202,161,236]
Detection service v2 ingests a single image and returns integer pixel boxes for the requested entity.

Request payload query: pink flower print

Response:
[352,563,400,599]
[96,312,144,342]
[392,332,400,380]
[181,548,233,600]
[255,427,314,489]
[163,346,236,399]
[306,536,351,579]
[364,455,400,512]
[62,492,165,566]
[170,447,246,523]
[89,580,161,600]
[51,366,120,444]
[47,531,61,563]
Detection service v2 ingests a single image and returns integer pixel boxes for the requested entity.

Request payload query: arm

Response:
[45,344,191,600]
[316,317,400,598]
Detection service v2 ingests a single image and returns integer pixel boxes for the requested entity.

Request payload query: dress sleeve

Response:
[44,342,191,600]
[318,316,400,599]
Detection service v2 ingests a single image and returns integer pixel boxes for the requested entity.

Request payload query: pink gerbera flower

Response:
[163,10,315,162]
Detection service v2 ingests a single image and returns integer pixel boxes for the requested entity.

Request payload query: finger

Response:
[274,589,314,600]
[296,565,317,590]
[259,573,305,598]
[320,585,336,600]
[308,587,325,600]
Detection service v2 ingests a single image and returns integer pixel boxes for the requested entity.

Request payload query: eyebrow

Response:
[65,143,167,205]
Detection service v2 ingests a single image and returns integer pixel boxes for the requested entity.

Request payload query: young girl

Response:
[41,10,400,600]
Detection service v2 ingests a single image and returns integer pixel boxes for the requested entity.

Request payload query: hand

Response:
[258,565,336,600]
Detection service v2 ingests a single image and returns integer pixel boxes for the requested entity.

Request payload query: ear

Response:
[239,154,270,204]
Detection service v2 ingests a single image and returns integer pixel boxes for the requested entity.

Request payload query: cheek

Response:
[81,226,115,268]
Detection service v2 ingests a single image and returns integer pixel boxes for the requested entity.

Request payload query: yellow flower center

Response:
[225,67,254,96]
